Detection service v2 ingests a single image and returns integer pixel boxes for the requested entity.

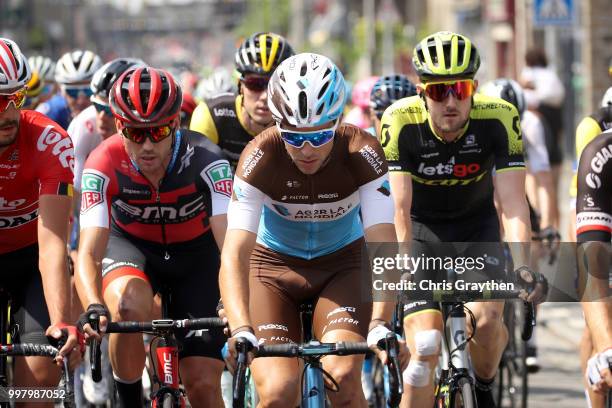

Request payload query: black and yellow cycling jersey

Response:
[569,106,612,198]
[189,93,258,169]
[381,94,525,222]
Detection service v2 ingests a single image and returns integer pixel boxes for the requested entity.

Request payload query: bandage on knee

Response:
[403,360,431,387]
[414,329,441,356]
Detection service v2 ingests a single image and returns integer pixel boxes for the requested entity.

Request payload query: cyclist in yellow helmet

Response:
[23,71,45,110]
[190,32,294,169]
[382,31,540,408]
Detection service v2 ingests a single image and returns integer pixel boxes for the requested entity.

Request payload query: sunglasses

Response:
[278,121,338,148]
[92,101,113,116]
[121,124,174,144]
[422,80,475,102]
[0,88,27,112]
[63,86,94,99]
[241,76,269,92]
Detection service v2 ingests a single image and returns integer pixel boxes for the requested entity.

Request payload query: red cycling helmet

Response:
[110,67,182,127]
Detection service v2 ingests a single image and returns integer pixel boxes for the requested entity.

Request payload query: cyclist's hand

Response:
[587,349,612,394]
[514,266,548,304]
[224,328,258,374]
[367,323,392,363]
[216,299,230,336]
[77,303,110,341]
[46,323,84,369]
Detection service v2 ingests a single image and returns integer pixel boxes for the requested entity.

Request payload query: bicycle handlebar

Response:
[0,343,58,357]
[105,317,225,333]
[232,338,251,408]
[256,341,370,358]
[403,289,525,302]
[90,318,102,383]
[379,333,403,407]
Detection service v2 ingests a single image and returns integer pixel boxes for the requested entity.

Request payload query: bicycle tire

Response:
[456,376,476,408]
[161,392,174,408]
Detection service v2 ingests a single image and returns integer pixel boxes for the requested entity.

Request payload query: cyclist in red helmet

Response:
[76,67,232,407]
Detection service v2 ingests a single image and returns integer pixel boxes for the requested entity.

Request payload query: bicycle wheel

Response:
[161,392,174,408]
[455,377,476,408]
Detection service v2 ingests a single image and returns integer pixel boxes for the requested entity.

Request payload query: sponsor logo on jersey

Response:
[421,152,439,159]
[583,194,597,209]
[585,173,602,189]
[294,205,352,220]
[114,194,206,224]
[203,161,233,197]
[411,171,487,186]
[576,211,612,232]
[177,144,194,174]
[281,195,309,201]
[417,159,481,178]
[359,145,384,175]
[36,125,74,171]
[377,180,391,196]
[242,148,264,178]
[81,172,108,213]
[318,193,339,199]
[286,180,302,188]
[0,209,38,229]
[327,306,356,319]
[590,144,612,173]
[0,197,26,210]
[463,134,477,146]
[7,149,18,161]
[213,107,236,118]
[257,324,289,332]
[273,204,290,216]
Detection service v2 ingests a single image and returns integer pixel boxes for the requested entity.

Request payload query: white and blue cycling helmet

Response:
[268,53,347,127]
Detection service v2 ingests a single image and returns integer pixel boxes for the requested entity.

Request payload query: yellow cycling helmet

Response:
[608,58,612,78]
[26,71,44,98]
[235,32,294,77]
[412,31,480,82]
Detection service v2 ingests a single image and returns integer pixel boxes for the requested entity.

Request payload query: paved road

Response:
[525,302,588,407]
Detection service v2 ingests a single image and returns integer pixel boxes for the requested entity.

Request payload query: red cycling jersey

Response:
[0,110,74,254]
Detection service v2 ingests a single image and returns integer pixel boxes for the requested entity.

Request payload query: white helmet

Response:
[55,49,103,84]
[601,86,612,108]
[480,78,526,116]
[28,55,55,82]
[268,53,347,127]
[0,38,31,93]
[196,67,236,100]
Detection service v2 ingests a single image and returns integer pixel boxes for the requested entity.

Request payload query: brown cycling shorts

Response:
[249,238,372,345]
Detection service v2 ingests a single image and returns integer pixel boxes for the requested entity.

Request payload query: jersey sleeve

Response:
[226,176,265,233]
[200,158,232,216]
[380,100,415,173]
[189,101,219,144]
[348,127,394,228]
[79,145,116,230]
[35,122,75,198]
[68,115,97,191]
[576,133,612,242]
[490,102,526,173]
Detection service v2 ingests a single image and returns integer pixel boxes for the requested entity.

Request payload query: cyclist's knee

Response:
[110,284,152,322]
[475,307,504,336]
[256,379,300,408]
[324,357,362,388]
[404,329,441,388]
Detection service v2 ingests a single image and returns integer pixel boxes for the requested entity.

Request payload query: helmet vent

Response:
[298,91,307,119]
[318,81,329,99]
[279,71,286,82]
[316,103,324,116]
[323,67,331,78]
[300,62,308,77]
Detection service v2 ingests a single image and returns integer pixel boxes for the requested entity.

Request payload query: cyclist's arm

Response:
[210,215,228,251]
[389,172,412,242]
[76,226,109,308]
[219,229,257,331]
[533,170,555,229]
[189,101,219,144]
[496,169,531,266]
[38,194,73,325]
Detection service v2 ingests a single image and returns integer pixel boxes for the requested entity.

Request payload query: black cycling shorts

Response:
[404,212,508,317]
[102,231,225,360]
[0,245,52,345]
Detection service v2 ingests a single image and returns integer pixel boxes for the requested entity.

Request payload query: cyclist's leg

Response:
[402,305,443,408]
[249,244,301,408]
[9,245,61,408]
[312,241,371,408]
[167,242,225,407]
[101,235,153,406]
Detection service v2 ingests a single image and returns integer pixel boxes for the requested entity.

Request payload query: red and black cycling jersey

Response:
[576,129,612,242]
[79,129,232,247]
[0,110,74,254]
